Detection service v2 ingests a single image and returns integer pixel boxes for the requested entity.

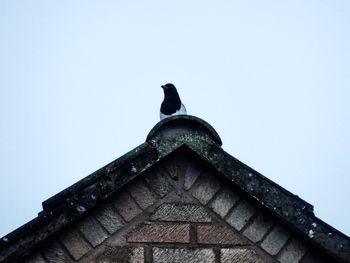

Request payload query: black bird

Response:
[160,83,187,120]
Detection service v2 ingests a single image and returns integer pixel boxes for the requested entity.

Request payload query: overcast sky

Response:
[0,1,349,238]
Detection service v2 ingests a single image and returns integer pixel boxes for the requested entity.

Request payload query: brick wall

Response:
[23,153,329,263]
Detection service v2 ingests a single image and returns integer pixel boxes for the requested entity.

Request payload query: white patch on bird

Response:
[179,103,187,114]
[160,104,187,120]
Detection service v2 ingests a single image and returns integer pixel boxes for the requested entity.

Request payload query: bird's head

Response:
[161,83,178,96]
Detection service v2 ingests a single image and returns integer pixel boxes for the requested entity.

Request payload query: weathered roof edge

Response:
[0,142,159,262]
[0,115,349,262]
[186,144,350,262]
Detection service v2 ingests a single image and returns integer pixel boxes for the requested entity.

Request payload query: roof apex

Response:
[147,115,222,158]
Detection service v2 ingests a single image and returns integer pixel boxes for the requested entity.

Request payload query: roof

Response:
[0,115,349,262]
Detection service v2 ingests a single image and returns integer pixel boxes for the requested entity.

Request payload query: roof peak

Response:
[147,115,222,158]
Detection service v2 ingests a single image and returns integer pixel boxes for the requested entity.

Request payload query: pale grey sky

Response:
[0,1,349,237]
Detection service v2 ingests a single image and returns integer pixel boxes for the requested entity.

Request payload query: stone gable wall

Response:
[23,154,330,263]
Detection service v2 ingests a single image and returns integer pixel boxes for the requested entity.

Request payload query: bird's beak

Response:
[161,85,166,90]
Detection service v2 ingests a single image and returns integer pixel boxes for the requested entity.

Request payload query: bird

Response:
[160,83,187,120]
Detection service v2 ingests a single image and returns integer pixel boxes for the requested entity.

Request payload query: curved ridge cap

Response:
[146,115,222,146]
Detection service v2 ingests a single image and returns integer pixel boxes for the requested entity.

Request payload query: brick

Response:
[226,200,256,231]
[92,246,143,262]
[243,213,273,242]
[41,240,72,263]
[94,202,125,234]
[112,191,142,222]
[78,215,108,247]
[197,225,247,245]
[191,173,221,204]
[220,248,264,263]
[59,228,91,260]
[151,203,211,222]
[162,155,186,183]
[127,223,190,243]
[209,187,239,217]
[153,247,215,263]
[184,160,202,190]
[278,238,307,263]
[24,252,46,263]
[144,170,173,197]
[130,247,144,263]
[261,224,290,255]
[128,179,157,209]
